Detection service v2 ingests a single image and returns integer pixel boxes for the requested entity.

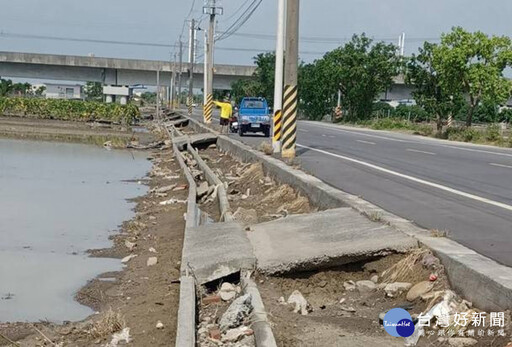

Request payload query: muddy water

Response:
[0,138,150,322]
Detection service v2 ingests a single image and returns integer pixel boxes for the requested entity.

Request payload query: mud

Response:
[0,134,187,346]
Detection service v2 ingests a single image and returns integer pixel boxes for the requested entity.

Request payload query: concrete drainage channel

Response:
[166,121,276,347]
[166,112,512,346]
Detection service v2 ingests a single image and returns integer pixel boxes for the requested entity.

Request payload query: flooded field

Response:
[0,138,150,322]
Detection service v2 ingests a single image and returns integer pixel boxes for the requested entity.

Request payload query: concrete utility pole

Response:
[171,53,177,111]
[272,0,285,153]
[281,0,300,159]
[178,41,183,107]
[188,19,196,117]
[156,68,160,121]
[203,0,223,124]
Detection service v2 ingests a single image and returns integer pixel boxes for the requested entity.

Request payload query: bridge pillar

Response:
[105,94,113,103]
[119,96,127,105]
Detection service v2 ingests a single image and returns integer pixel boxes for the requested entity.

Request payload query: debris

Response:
[384,282,412,297]
[124,240,136,251]
[287,290,309,315]
[278,296,286,304]
[219,294,253,332]
[339,298,346,304]
[343,280,356,291]
[407,281,434,301]
[149,247,157,253]
[318,280,328,288]
[151,184,177,194]
[258,141,273,155]
[203,295,221,305]
[173,184,188,191]
[340,305,356,312]
[156,321,164,329]
[429,274,438,281]
[121,254,137,264]
[422,253,440,268]
[222,326,251,342]
[147,257,158,266]
[159,198,187,205]
[233,207,258,226]
[197,181,209,198]
[209,328,221,340]
[356,280,377,293]
[106,327,130,347]
[219,282,237,301]
[437,337,478,347]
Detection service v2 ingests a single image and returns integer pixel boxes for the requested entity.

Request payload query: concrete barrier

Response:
[182,115,512,312]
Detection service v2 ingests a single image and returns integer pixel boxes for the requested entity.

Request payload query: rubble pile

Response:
[197,282,256,347]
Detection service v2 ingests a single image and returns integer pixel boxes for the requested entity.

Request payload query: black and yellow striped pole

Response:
[187,96,193,117]
[281,86,297,158]
[281,0,300,159]
[204,93,213,123]
[273,109,282,152]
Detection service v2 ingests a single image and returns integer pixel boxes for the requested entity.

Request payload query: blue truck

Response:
[237,97,271,137]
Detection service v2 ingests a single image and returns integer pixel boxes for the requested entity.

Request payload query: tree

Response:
[11,82,31,96]
[407,42,460,133]
[319,34,400,121]
[230,52,276,105]
[433,27,512,126]
[34,85,46,97]
[84,81,103,101]
[0,79,13,97]
[298,61,336,120]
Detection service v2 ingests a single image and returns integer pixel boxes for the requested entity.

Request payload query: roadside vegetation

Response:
[0,97,140,124]
[231,27,512,147]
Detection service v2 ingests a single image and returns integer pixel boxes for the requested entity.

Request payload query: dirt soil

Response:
[257,251,512,347]
[0,131,188,346]
[0,116,153,148]
[198,146,316,224]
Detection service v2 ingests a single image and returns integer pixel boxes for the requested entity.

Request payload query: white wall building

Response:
[45,83,83,100]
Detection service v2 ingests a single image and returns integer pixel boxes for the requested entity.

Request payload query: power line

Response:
[216,0,263,42]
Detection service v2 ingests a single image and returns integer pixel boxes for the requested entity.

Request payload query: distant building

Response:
[45,83,83,100]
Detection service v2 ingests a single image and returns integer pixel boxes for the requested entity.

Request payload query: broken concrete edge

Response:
[182,114,512,312]
[186,144,233,222]
[175,276,196,347]
[241,271,277,347]
[170,124,184,138]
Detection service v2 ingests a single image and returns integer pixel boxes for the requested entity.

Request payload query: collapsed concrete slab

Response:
[173,133,217,151]
[248,208,418,274]
[181,222,256,284]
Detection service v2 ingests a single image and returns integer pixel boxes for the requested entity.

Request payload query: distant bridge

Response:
[0,51,256,90]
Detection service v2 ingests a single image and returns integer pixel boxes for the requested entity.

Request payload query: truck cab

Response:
[238,97,271,137]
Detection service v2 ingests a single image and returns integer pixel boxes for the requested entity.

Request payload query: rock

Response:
[197,181,209,198]
[121,254,137,264]
[407,281,434,301]
[384,282,412,297]
[233,207,259,226]
[437,337,478,347]
[209,328,221,340]
[173,184,188,191]
[124,240,136,251]
[203,295,221,305]
[156,321,164,329]
[278,296,286,304]
[370,275,379,283]
[356,280,377,293]
[287,290,309,315]
[222,326,250,342]
[343,280,356,291]
[149,247,157,253]
[149,216,157,221]
[209,144,217,149]
[318,280,328,288]
[159,198,187,205]
[421,291,444,301]
[422,253,439,268]
[219,282,237,301]
[147,257,158,266]
[219,294,253,332]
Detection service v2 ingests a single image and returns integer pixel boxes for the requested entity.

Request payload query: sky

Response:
[0,0,511,66]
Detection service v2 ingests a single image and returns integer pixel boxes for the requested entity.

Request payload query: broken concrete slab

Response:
[248,208,418,274]
[181,222,256,284]
[172,133,217,151]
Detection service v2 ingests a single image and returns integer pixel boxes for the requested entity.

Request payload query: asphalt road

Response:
[190,109,512,267]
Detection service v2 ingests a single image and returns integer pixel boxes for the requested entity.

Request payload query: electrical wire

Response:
[216,0,263,42]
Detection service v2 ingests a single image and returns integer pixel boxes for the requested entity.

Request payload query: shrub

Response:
[444,127,482,142]
[485,124,503,142]
[0,97,140,125]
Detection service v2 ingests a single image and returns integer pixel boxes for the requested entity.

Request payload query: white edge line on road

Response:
[436,144,512,158]
[297,144,512,213]
[298,129,309,133]
[356,140,376,145]
[303,122,409,142]
[406,148,436,155]
[489,163,512,169]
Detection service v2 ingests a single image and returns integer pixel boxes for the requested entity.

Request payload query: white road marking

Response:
[298,129,309,133]
[435,144,512,158]
[406,148,436,155]
[490,163,512,169]
[322,134,327,137]
[297,144,512,213]
[328,135,336,138]
[302,123,409,142]
[356,140,376,145]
